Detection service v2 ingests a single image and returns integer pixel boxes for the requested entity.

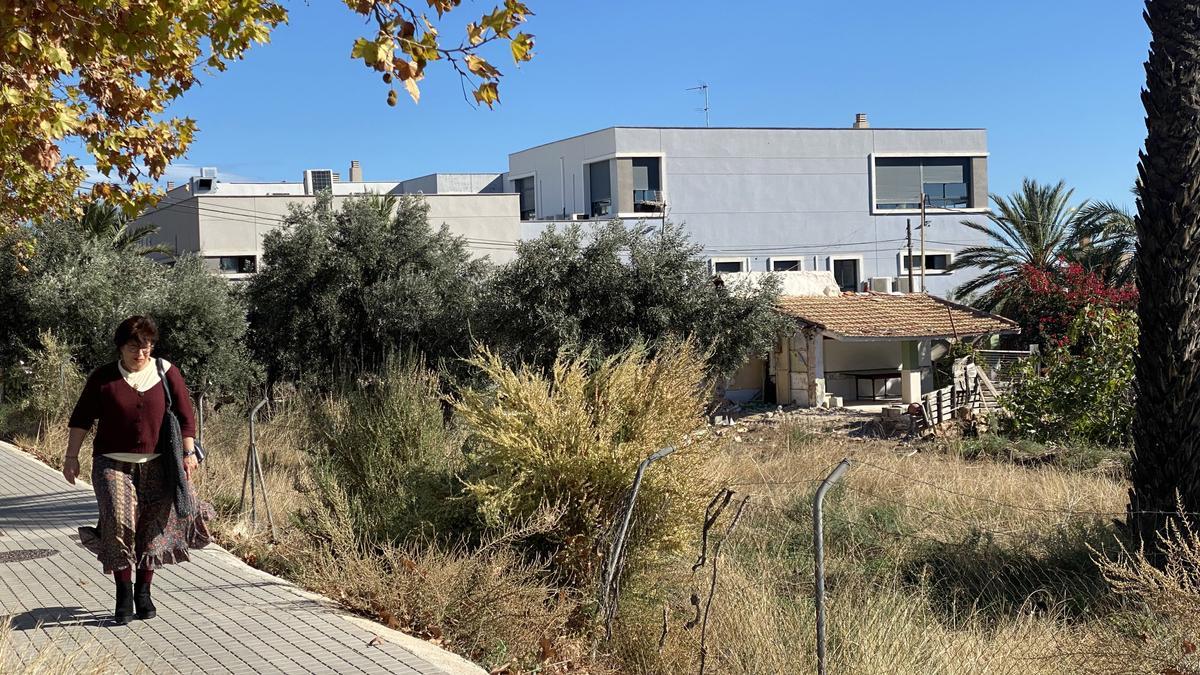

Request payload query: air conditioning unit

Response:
[200,167,218,178]
[868,277,894,293]
[895,277,920,293]
[304,169,334,195]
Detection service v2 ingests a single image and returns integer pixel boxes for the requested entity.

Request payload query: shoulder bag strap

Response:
[157,357,174,408]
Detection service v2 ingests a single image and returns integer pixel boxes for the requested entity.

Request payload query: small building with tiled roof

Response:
[721,272,1019,407]
[775,293,1019,341]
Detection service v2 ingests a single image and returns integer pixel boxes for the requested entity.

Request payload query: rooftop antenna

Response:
[686,83,710,127]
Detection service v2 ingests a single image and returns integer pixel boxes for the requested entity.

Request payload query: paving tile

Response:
[0,441,481,675]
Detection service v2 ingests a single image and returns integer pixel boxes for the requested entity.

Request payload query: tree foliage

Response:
[480,221,786,378]
[949,179,1086,311]
[990,262,1137,348]
[0,220,256,396]
[245,194,489,384]
[72,201,173,257]
[0,0,287,235]
[0,1,534,252]
[1004,306,1137,447]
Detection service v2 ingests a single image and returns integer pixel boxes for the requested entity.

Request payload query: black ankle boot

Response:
[134,580,156,620]
[113,580,134,625]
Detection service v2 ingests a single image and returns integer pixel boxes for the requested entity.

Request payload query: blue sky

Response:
[136,0,1149,207]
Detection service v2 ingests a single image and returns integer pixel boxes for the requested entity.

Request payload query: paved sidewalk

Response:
[0,441,485,675]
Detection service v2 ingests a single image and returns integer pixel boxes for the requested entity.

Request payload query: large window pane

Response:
[833,259,859,291]
[515,177,535,220]
[876,157,973,210]
[589,161,611,217]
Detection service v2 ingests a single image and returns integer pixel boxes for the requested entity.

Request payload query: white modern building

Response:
[138,163,520,277]
[506,114,992,297]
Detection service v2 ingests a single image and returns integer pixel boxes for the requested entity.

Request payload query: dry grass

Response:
[0,619,116,675]
[604,419,1162,674]
[8,396,1192,674]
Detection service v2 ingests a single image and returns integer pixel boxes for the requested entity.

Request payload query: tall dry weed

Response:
[293,480,582,671]
[455,340,712,583]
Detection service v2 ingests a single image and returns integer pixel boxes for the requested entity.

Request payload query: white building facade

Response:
[506,118,991,297]
[138,165,520,278]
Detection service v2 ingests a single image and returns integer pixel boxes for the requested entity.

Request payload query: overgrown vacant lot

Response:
[18,404,1196,675]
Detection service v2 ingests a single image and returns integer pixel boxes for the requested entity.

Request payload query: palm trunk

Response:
[1128,0,1200,553]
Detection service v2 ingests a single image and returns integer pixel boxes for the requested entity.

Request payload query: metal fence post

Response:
[197,393,205,449]
[598,445,678,640]
[814,458,851,675]
[239,398,276,540]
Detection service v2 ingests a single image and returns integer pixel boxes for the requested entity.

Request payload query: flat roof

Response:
[510,125,987,155]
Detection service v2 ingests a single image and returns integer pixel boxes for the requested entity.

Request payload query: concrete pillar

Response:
[811,331,827,406]
[901,340,921,404]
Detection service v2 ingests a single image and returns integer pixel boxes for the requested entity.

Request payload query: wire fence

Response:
[631,452,1184,675]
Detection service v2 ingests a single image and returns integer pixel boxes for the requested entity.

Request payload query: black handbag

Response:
[157,358,195,518]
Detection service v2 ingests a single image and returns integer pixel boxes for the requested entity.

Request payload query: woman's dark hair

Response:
[114,315,158,348]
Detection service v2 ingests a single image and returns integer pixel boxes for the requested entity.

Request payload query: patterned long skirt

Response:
[80,455,213,573]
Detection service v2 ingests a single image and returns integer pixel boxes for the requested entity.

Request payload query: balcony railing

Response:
[633,189,664,212]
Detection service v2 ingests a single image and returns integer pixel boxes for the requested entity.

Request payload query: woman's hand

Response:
[63,456,80,485]
[183,454,198,481]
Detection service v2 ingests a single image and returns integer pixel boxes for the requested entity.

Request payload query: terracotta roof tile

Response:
[777,293,1019,339]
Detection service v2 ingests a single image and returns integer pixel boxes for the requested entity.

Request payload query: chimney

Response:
[166,181,175,190]
[349,160,363,182]
[853,113,870,129]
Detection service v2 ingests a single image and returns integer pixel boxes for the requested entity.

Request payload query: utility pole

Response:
[686,83,710,127]
[919,192,927,293]
[906,218,915,293]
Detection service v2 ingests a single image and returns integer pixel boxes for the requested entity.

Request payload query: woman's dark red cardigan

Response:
[68,362,197,458]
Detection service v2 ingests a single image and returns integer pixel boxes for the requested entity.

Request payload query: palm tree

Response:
[1127,0,1200,555]
[75,201,174,257]
[948,178,1083,312]
[1073,192,1137,286]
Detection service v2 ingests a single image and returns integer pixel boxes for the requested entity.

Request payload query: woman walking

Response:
[62,315,210,624]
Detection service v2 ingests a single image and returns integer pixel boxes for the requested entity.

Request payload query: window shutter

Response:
[875,160,921,207]
[920,160,966,184]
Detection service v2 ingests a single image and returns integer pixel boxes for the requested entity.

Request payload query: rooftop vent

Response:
[201,167,218,178]
[853,113,869,129]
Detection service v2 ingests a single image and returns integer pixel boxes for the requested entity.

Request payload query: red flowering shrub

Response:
[993,262,1137,348]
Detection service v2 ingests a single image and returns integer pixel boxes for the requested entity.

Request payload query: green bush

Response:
[246,194,489,384]
[1,221,258,398]
[454,340,711,584]
[2,331,84,438]
[1004,305,1136,446]
[479,221,786,378]
[304,357,467,543]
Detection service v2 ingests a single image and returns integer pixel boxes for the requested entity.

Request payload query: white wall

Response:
[139,192,520,266]
[507,126,992,296]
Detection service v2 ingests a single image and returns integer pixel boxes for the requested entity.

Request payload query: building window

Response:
[710,257,747,274]
[899,252,953,273]
[830,257,861,292]
[514,176,536,220]
[206,255,257,274]
[631,157,663,213]
[770,258,802,271]
[875,157,971,210]
[588,161,611,218]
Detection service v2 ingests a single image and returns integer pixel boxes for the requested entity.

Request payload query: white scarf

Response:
[117,358,172,393]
